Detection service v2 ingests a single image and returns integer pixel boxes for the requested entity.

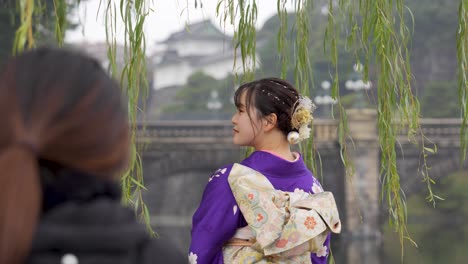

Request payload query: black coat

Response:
[27,168,185,264]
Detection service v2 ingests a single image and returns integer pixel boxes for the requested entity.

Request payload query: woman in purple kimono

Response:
[189,78,341,264]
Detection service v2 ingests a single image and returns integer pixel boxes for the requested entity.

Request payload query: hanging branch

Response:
[102,0,153,235]
[52,0,67,46]
[291,0,319,174]
[293,0,313,92]
[14,0,68,49]
[216,0,258,82]
[277,0,289,78]
[322,0,440,254]
[458,0,468,161]
[352,0,422,253]
[13,0,35,53]
[324,1,354,179]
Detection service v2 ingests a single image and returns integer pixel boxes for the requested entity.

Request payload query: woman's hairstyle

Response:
[234,78,299,135]
[234,77,315,144]
[0,47,130,263]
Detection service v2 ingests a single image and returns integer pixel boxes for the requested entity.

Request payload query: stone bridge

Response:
[137,109,465,262]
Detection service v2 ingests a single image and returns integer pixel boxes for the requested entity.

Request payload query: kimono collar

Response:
[241,151,311,178]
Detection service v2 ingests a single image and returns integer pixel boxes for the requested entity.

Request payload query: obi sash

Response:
[222,163,341,264]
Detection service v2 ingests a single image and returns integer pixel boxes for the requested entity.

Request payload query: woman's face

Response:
[231,91,263,147]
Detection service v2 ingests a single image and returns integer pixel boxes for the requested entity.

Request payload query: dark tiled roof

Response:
[160,19,232,43]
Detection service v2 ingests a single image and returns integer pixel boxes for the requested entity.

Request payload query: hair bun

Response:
[287,131,300,144]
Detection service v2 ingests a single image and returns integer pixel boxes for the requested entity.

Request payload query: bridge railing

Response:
[397,118,461,146]
[136,120,233,144]
[137,118,461,146]
[312,119,339,143]
[137,119,340,144]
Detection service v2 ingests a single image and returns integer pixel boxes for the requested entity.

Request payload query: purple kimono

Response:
[189,151,331,264]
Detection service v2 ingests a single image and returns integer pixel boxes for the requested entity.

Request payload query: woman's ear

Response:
[263,113,277,132]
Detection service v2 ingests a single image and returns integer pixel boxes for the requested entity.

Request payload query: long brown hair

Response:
[0,47,130,264]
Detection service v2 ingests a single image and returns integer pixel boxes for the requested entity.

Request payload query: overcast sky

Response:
[65,0,292,52]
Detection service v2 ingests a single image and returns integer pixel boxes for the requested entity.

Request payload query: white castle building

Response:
[150,19,256,90]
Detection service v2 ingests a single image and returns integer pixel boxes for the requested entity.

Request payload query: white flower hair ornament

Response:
[287,96,316,144]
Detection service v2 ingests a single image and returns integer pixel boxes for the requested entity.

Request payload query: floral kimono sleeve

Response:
[189,165,239,264]
[310,178,332,263]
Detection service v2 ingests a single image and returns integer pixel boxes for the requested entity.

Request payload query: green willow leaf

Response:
[13,0,35,54]
[52,0,67,46]
[457,0,468,161]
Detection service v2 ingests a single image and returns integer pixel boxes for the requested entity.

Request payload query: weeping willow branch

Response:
[102,0,153,235]
[277,0,289,78]
[13,0,35,53]
[15,0,68,50]
[321,0,441,255]
[293,0,313,93]
[354,0,422,253]
[52,0,67,46]
[291,0,318,174]
[216,0,258,82]
[458,0,468,161]
[324,1,354,179]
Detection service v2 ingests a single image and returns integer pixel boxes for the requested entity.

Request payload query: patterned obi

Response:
[223,164,341,264]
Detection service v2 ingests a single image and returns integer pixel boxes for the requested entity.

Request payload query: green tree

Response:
[162,71,235,117]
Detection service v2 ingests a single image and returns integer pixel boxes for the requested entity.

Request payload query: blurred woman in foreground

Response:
[0,47,183,264]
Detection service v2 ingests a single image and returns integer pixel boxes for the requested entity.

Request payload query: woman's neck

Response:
[261,149,297,162]
[255,143,295,162]
[252,128,295,161]
[252,128,296,161]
